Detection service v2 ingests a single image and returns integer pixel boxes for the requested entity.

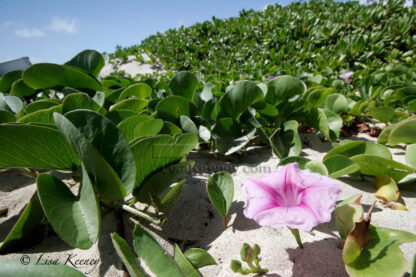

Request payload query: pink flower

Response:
[242,163,341,232]
[339,72,353,84]
[268,76,277,81]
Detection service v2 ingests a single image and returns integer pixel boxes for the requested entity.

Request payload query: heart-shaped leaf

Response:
[344,225,416,277]
[62,93,104,114]
[350,154,415,182]
[266,75,306,105]
[18,105,62,124]
[134,161,194,204]
[309,108,342,140]
[117,115,153,141]
[207,172,234,227]
[10,79,36,97]
[0,123,80,169]
[215,81,264,119]
[133,225,183,277]
[169,71,199,100]
[23,63,101,92]
[324,141,391,161]
[0,193,47,254]
[130,134,197,188]
[366,106,395,123]
[0,70,22,92]
[180,115,198,135]
[64,49,105,78]
[111,232,146,277]
[37,166,101,249]
[156,95,195,123]
[25,99,61,114]
[134,119,164,138]
[324,155,360,179]
[118,83,152,101]
[110,99,149,113]
[54,110,136,200]
[0,259,85,277]
[388,117,416,146]
[325,93,348,114]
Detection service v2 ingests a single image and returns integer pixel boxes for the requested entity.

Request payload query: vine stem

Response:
[119,203,163,225]
[289,227,304,249]
[18,168,38,179]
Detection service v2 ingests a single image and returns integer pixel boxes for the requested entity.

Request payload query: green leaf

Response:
[111,232,146,277]
[169,71,199,100]
[377,125,393,144]
[335,194,364,243]
[37,166,101,249]
[184,248,217,269]
[281,120,302,157]
[23,63,101,92]
[324,93,348,114]
[305,160,328,176]
[156,95,195,123]
[344,225,416,277]
[174,244,201,277]
[324,155,360,179]
[266,75,306,105]
[211,118,255,154]
[324,141,392,161]
[134,161,194,204]
[64,49,105,78]
[388,117,416,146]
[134,119,164,137]
[0,193,47,254]
[117,115,153,141]
[133,225,183,277]
[216,81,264,119]
[10,79,36,97]
[180,115,198,135]
[198,125,211,142]
[0,259,85,277]
[54,110,136,200]
[2,95,23,114]
[119,83,152,101]
[200,82,214,102]
[25,99,60,114]
[62,93,104,114]
[18,105,62,124]
[0,110,16,123]
[350,154,415,182]
[0,70,22,92]
[366,106,395,123]
[405,144,416,168]
[130,134,197,188]
[110,99,149,113]
[0,123,80,169]
[309,108,342,140]
[160,121,183,135]
[106,110,136,125]
[206,172,234,218]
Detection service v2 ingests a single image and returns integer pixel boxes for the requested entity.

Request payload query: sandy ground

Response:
[99,54,164,78]
[0,132,415,277]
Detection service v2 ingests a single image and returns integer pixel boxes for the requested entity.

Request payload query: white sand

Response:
[1,132,415,277]
[99,55,163,78]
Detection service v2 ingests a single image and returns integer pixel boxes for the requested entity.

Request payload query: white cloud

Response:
[14,27,45,38]
[47,16,79,34]
[3,21,17,28]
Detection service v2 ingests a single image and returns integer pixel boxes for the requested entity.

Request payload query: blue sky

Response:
[0,0,293,64]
